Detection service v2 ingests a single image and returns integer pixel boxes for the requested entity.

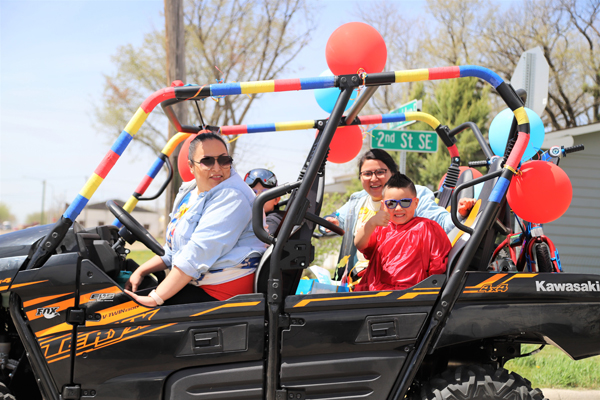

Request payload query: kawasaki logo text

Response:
[536,281,600,292]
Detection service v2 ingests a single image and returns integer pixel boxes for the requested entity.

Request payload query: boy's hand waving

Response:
[369,206,390,227]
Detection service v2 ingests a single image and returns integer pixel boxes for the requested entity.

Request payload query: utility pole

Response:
[165,0,187,225]
[41,179,46,225]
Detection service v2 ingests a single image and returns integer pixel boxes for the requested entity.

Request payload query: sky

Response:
[0,0,426,224]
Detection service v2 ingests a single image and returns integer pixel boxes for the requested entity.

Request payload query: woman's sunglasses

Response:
[244,168,277,188]
[191,155,233,169]
[384,198,414,209]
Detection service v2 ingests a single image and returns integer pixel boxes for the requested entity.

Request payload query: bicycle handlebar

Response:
[468,160,489,168]
[564,144,585,154]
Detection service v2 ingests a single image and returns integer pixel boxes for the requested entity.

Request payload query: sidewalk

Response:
[542,389,600,400]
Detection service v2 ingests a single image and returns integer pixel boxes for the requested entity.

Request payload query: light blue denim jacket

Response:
[333,185,454,279]
[160,168,266,286]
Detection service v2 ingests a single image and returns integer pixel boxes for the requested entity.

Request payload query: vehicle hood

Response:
[0,224,53,259]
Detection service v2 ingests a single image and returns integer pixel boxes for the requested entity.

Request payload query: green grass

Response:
[128,250,154,265]
[505,345,600,389]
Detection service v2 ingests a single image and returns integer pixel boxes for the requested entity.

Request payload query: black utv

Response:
[0,66,598,400]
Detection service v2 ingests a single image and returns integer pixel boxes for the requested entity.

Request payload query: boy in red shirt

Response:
[354,173,451,292]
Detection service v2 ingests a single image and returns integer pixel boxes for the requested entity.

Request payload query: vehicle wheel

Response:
[534,243,553,273]
[413,365,546,400]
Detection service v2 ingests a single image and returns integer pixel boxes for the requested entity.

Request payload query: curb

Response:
[542,389,600,400]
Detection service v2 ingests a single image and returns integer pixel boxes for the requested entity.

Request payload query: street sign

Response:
[511,47,549,116]
[388,99,422,129]
[371,129,438,153]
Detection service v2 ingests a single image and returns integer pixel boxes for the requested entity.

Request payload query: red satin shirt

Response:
[355,217,451,292]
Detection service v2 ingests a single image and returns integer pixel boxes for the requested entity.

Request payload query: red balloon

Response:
[326,22,387,75]
[438,166,483,190]
[178,134,196,182]
[177,130,213,182]
[319,125,363,164]
[507,161,572,224]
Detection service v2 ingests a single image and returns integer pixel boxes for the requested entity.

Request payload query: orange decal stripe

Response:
[26,298,75,322]
[46,354,70,364]
[86,301,151,326]
[0,285,9,292]
[39,333,71,345]
[398,291,439,299]
[11,280,49,289]
[191,301,262,317]
[293,292,391,308]
[502,273,538,284]
[64,323,177,362]
[24,292,73,308]
[465,274,507,289]
[36,323,71,338]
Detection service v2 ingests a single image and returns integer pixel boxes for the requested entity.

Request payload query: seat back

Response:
[254,154,327,296]
[446,157,505,273]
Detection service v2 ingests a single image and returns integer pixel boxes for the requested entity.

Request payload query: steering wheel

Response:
[106,200,165,256]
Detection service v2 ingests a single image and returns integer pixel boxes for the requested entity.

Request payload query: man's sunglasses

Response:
[244,168,277,188]
[191,155,233,169]
[384,198,414,209]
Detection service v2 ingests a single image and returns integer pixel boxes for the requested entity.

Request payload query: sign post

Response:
[386,100,423,173]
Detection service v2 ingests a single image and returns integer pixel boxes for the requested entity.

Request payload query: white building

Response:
[77,200,162,238]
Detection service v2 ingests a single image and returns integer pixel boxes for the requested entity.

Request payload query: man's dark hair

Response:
[188,131,229,162]
[358,149,398,176]
[383,172,417,197]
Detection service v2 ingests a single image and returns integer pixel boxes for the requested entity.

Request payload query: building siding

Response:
[544,132,600,274]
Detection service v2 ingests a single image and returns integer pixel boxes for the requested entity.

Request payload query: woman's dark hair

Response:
[188,131,229,161]
[357,149,399,176]
[383,172,417,197]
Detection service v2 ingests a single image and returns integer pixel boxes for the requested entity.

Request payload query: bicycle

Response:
[488,144,584,273]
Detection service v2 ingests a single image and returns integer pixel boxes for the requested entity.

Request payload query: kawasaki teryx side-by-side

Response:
[0,66,598,400]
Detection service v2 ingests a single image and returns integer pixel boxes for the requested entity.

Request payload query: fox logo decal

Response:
[36,307,60,319]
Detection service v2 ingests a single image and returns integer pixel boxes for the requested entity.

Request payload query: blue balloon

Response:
[489,107,545,162]
[314,69,357,113]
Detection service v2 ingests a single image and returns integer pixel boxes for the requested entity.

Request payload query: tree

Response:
[353,1,429,115]
[0,203,15,223]
[470,0,600,129]
[95,0,316,158]
[407,77,491,188]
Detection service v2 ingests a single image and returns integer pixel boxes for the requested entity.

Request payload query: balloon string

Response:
[228,135,240,143]
[351,68,368,100]
[211,65,251,101]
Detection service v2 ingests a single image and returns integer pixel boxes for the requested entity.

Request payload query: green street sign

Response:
[388,99,422,129]
[371,129,438,153]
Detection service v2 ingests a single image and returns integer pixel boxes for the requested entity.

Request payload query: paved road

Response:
[542,389,600,400]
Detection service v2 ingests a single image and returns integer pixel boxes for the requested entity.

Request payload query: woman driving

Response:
[125,132,266,306]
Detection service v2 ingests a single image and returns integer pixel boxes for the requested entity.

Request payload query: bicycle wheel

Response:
[534,242,554,272]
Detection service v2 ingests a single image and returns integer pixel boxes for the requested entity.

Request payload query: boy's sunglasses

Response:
[191,155,233,169]
[244,168,277,188]
[384,198,414,209]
